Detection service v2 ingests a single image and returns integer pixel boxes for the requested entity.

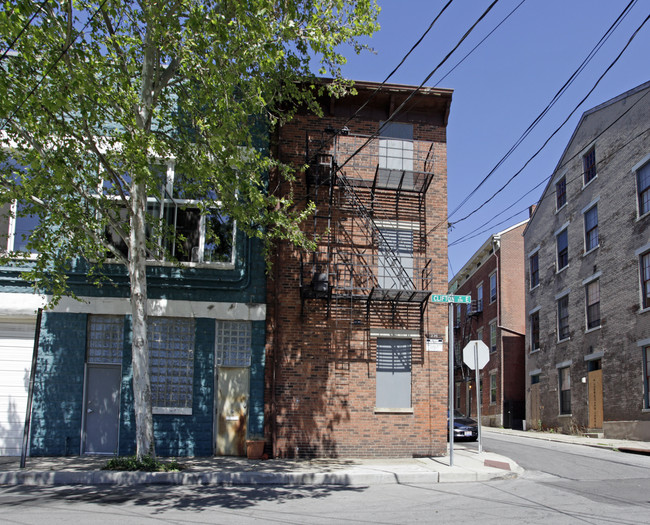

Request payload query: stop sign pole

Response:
[431,294,471,466]
[463,339,489,454]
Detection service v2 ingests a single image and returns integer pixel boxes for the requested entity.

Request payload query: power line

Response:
[1,0,110,131]
[446,0,638,223]
[450,87,650,246]
[0,1,48,62]
[443,8,650,233]
[338,0,501,173]
[449,117,650,249]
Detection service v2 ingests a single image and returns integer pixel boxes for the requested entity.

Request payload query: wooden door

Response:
[216,367,249,456]
[588,369,603,429]
[530,383,540,428]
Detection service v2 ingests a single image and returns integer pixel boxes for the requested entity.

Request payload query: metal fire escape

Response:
[300,127,437,329]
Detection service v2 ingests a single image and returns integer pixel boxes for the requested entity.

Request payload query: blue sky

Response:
[337,0,650,280]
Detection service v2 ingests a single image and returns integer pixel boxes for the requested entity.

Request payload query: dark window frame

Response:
[531,311,540,351]
[556,176,567,209]
[559,366,571,415]
[584,205,598,252]
[638,161,650,217]
[557,295,570,341]
[641,251,650,310]
[644,346,650,410]
[530,252,539,288]
[586,280,601,330]
[557,228,569,270]
[583,146,596,185]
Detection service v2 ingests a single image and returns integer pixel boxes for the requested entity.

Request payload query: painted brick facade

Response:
[449,221,527,428]
[524,81,650,440]
[266,83,453,458]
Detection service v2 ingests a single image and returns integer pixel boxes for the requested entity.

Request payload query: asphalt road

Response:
[1,433,650,524]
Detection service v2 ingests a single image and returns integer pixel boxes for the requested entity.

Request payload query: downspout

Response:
[271,244,280,458]
[493,238,503,425]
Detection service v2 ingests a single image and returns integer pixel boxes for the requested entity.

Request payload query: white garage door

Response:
[0,321,36,456]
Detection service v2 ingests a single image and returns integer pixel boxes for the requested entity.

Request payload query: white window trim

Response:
[528,245,541,258]
[555,224,570,273]
[489,271,497,304]
[555,288,571,300]
[529,368,542,376]
[373,220,419,231]
[556,293,570,343]
[5,200,39,259]
[370,329,420,339]
[528,305,541,316]
[582,271,602,286]
[529,251,540,291]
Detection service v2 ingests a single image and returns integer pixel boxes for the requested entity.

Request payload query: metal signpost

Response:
[431,294,470,466]
[463,340,489,453]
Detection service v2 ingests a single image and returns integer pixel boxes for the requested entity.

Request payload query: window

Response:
[556,176,566,209]
[584,205,598,252]
[455,381,462,410]
[490,372,497,404]
[638,161,650,216]
[643,346,650,409]
[455,304,461,328]
[87,315,123,365]
[556,228,568,270]
[477,283,483,312]
[378,227,414,290]
[489,272,497,303]
[557,295,570,341]
[477,327,484,343]
[149,317,195,414]
[642,252,650,310]
[583,146,596,185]
[378,122,414,188]
[489,321,497,353]
[215,321,252,367]
[105,163,236,265]
[585,280,601,329]
[530,252,539,288]
[559,367,571,415]
[531,374,540,385]
[530,311,540,351]
[376,338,411,409]
[2,201,39,254]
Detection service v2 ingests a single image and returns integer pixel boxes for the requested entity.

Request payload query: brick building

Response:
[448,221,527,429]
[266,81,453,458]
[524,81,650,440]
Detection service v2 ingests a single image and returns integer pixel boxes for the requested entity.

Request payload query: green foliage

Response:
[102,455,184,472]
[0,0,379,300]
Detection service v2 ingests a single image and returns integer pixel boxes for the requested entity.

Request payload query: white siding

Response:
[0,321,35,456]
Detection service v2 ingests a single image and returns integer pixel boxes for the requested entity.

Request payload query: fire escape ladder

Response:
[336,171,415,293]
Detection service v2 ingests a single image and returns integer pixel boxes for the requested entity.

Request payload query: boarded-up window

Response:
[376,338,411,409]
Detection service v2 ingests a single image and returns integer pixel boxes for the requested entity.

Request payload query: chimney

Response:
[529,204,537,218]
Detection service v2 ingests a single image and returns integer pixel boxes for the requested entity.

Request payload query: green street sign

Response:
[430,294,471,304]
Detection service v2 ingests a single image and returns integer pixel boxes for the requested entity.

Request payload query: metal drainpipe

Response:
[493,238,503,426]
[271,244,281,459]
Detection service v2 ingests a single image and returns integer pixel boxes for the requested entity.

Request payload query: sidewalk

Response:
[482,426,650,455]
[0,444,521,487]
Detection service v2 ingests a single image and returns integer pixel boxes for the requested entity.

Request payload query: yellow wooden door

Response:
[530,383,540,428]
[588,369,603,429]
[216,367,249,456]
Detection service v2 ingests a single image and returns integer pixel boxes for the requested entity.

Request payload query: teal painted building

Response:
[0,190,267,457]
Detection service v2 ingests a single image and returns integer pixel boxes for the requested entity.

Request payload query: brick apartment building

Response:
[266,81,453,457]
[524,81,650,440]
[449,221,527,429]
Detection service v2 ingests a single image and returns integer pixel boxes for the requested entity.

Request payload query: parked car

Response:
[448,410,478,441]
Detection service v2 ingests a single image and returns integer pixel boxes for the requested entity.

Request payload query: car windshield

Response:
[453,410,467,418]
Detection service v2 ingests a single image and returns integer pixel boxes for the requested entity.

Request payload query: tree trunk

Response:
[129,180,155,459]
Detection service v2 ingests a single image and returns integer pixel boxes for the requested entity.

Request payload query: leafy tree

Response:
[0,0,378,458]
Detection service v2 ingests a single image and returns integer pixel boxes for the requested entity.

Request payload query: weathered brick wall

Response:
[266,88,451,457]
[525,83,650,434]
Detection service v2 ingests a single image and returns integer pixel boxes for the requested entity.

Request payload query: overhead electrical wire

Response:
[1,0,110,131]
[337,0,501,173]
[0,1,48,62]
[444,0,639,228]
[450,87,650,247]
[447,9,650,230]
[449,120,650,249]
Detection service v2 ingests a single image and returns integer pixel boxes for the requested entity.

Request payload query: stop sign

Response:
[463,340,489,370]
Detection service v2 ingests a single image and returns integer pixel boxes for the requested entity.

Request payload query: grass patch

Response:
[102,455,185,472]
